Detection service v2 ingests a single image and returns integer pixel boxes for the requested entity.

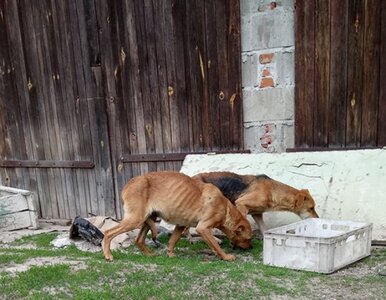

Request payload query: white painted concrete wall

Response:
[181,149,386,240]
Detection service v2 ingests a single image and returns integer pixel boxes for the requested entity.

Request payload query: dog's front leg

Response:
[196,223,236,261]
[251,213,266,237]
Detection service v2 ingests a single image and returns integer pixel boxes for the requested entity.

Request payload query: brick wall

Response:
[241,0,295,152]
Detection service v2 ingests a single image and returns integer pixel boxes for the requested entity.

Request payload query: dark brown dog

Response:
[193,172,319,234]
[102,171,252,261]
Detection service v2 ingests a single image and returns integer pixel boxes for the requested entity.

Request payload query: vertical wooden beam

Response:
[172,0,190,155]
[314,0,330,147]
[204,0,221,149]
[361,0,381,146]
[184,0,204,151]
[329,0,348,147]
[227,0,242,149]
[295,0,315,147]
[346,0,364,147]
[215,0,230,149]
[378,0,386,146]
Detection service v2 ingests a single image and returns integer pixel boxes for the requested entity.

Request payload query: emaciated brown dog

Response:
[193,172,319,234]
[102,171,252,262]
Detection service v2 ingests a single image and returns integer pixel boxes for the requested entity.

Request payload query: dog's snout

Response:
[233,241,253,250]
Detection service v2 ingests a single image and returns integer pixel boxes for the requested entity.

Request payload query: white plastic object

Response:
[263,218,372,273]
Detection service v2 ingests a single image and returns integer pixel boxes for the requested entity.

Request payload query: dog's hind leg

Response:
[135,219,158,255]
[147,217,160,246]
[168,225,185,257]
[103,216,143,262]
[196,222,236,261]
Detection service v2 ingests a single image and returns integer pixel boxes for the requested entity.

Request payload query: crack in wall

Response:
[291,162,327,168]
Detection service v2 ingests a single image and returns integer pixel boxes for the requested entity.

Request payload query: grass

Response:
[0,233,385,300]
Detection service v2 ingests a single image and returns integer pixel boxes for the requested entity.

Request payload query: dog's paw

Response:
[168,252,175,258]
[223,254,236,261]
[104,255,114,262]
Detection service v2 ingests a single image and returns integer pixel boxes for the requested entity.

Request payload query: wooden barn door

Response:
[294,0,386,150]
[0,0,243,219]
[95,0,243,217]
[0,0,115,219]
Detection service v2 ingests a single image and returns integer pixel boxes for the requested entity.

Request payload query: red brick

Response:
[260,77,275,88]
[262,68,271,77]
[259,53,274,64]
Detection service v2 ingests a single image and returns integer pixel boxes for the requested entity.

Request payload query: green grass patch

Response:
[0,233,385,299]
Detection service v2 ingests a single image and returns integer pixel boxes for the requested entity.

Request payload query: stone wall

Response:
[241,0,295,152]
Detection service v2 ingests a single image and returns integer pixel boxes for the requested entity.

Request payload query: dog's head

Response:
[230,223,253,250]
[227,212,253,250]
[295,189,319,219]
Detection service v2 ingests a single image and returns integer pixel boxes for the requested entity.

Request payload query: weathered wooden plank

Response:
[161,0,182,155]
[346,0,364,147]
[47,1,84,219]
[35,0,69,219]
[66,0,96,216]
[227,0,243,150]
[194,0,210,149]
[151,0,174,171]
[5,0,40,196]
[124,0,146,161]
[0,2,21,191]
[143,0,165,171]
[120,150,251,163]
[94,0,124,217]
[50,0,82,218]
[74,0,114,216]
[5,1,36,190]
[105,0,139,217]
[134,0,157,172]
[72,0,97,217]
[0,1,14,188]
[81,0,101,67]
[19,0,54,217]
[378,0,386,146]
[295,0,315,147]
[361,0,380,146]
[205,1,221,149]
[215,0,230,149]
[172,0,190,154]
[41,0,74,219]
[329,0,348,147]
[314,0,330,147]
[184,0,203,151]
[0,160,95,168]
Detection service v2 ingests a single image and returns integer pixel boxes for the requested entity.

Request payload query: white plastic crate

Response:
[263,219,372,273]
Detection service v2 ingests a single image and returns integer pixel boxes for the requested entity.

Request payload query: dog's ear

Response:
[235,224,245,234]
[295,190,308,208]
[235,204,248,217]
